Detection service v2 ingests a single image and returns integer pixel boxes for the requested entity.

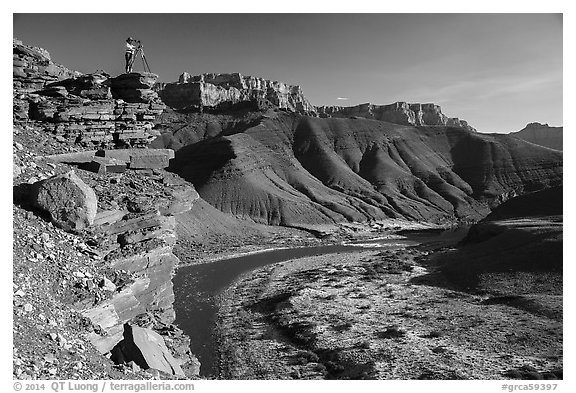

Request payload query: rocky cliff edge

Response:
[13,39,201,379]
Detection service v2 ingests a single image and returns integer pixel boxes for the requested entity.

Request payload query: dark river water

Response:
[172,228,467,377]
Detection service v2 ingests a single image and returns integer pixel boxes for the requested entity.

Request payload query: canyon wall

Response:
[157,72,317,114]
[316,102,476,131]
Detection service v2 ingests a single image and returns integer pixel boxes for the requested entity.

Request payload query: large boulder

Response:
[30,171,97,231]
[112,324,184,376]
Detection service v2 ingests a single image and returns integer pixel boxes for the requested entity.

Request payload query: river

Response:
[173,228,466,377]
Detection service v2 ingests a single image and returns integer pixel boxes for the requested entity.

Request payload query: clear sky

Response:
[13,13,562,133]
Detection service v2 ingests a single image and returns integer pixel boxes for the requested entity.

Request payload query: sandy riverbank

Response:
[216,246,562,379]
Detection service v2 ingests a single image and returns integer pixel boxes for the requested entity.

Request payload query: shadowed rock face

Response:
[510,122,563,151]
[435,186,563,294]
[163,112,563,226]
[111,324,184,376]
[480,185,562,221]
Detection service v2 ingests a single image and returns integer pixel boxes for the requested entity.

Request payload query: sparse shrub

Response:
[503,365,555,380]
[375,325,406,339]
[550,369,563,379]
[293,350,319,364]
[542,372,558,380]
[333,322,353,332]
[431,346,448,354]
[237,309,252,329]
[313,363,327,374]
[356,340,371,349]
[325,360,345,374]
[280,321,318,345]
[525,372,544,380]
[426,330,443,338]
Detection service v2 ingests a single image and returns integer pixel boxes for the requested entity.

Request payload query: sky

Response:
[13,13,562,133]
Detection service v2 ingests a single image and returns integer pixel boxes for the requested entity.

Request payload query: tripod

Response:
[130,43,152,73]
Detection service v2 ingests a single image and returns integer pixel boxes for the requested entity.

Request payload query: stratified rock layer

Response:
[13,38,79,93]
[27,73,165,148]
[316,102,476,131]
[14,40,165,148]
[157,72,316,114]
[79,174,200,376]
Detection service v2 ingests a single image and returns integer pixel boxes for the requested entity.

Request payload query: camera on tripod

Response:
[131,39,151,73]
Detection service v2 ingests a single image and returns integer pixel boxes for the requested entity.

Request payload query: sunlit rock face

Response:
[510,122,562,151]
[157,72,317,114]
[316,102,476,132]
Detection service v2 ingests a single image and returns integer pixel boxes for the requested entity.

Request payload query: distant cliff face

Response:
[157,72,317,114]
[510,122,563,151]
[316,102,476,132]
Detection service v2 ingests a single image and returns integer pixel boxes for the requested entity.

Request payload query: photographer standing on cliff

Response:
[125,37,137,73]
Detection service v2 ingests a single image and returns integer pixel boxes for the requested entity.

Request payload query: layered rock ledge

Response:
[14,39,166,148]
[13,38,79,93]
[88,174,200,376]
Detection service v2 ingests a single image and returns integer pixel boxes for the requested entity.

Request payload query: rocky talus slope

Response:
[14,155,202,378]
[510,122,563,151]
[13,40,202,379]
